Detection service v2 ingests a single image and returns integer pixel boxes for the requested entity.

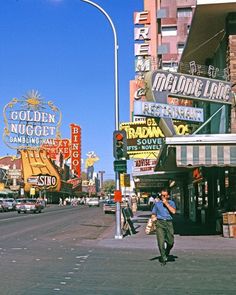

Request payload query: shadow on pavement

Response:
[173,214,217,236]
[134,210,218,236]
[149,255,178,263]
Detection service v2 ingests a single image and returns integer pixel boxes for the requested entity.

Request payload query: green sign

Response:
[114,160,127,173]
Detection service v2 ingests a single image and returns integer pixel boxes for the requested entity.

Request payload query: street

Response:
[0,206,236,295]
[0,205,114,295]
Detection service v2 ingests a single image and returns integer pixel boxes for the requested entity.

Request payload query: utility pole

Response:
[98,170,105,191]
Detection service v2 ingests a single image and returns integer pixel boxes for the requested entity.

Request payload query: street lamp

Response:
[80,0,122,239]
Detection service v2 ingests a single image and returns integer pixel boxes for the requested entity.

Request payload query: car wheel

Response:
[18,211,20,214]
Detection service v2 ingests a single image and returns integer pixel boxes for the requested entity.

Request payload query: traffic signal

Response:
[113,130,127,160]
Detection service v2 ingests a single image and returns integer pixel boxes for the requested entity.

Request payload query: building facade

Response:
[129,0,236,233]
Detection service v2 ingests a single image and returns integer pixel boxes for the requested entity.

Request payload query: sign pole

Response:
[81,0,122,239]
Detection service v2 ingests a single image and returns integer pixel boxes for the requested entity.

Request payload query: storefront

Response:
[155,134,236,230]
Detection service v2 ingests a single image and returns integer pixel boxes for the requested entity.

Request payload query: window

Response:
[161,26,177,36]
[177,43,185,54]
[158,44,169,54]
[162,62,178,72]
[177,7,192,18]
[187,25,191,34]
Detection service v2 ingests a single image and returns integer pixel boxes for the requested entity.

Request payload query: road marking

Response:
[76,255,88,259]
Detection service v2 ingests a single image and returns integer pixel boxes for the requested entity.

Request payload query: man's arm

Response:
[162,199,176,214]
[151,203,157,221]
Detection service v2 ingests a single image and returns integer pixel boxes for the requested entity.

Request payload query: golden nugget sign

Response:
[151,70,232,104]
[3,90,61,149]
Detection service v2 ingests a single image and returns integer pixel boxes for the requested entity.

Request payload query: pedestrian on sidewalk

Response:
[131,194,138,216]
[148,195,155,211]
[151,188,176,265]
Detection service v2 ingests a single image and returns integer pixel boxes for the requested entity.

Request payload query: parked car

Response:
[103,200,116,214]
[87,197,100,207]
[103,200,127,214]
[0,199,10,212]
[2,198,16,211]
[0,200,5,212]
[16,198,44,214]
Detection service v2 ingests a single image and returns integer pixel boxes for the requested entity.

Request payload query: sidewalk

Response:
[96,211,236,251]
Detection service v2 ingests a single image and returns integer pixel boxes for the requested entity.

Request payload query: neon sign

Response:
[3,90,62,149]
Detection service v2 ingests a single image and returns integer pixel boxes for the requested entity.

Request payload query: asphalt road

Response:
[1,206,236,295]
[0,205,115,295]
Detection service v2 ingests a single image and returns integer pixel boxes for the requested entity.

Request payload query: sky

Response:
[0,0,143,180]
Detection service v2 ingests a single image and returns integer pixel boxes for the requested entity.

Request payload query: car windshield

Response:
[16,199,23,203]
[17,199,36,204]
[106,201,115,205]
[26,199,36,203]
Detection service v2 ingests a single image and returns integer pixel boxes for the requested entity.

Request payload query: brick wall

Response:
[228,35,236,133]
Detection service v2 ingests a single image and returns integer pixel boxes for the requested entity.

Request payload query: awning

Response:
[180,0,236,65]
[155,135,236,171]
[155,145,188,172]
[176,145,236,167]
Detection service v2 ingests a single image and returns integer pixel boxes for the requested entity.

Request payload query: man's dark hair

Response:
[161,188,170,195]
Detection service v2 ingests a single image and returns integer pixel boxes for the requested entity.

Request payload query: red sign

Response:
[70,124,81,178]
[114,190,122,202]
[42,139,71,160]
[67,178,82,190]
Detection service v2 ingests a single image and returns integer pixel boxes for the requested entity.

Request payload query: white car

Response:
[87,197,100,207]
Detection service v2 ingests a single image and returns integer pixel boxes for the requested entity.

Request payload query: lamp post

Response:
[80,0,122,239]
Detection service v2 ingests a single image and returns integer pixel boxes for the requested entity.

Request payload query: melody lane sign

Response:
[134,101,204,122]
[151,70,232,104]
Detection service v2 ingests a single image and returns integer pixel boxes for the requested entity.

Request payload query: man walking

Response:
[151,188,176,265]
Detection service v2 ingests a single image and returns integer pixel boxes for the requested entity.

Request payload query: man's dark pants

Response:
[155,219,174,261]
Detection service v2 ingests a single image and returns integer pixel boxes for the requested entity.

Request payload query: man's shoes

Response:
[159,257,167,266]
[165,246,171,257]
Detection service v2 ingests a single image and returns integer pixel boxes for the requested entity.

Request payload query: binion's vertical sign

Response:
[3,90,62,149]
[70,124,81,178]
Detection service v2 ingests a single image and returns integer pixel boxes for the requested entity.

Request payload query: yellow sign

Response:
[120,120,193,157]
[120,174,130,187]
[30,187,35,196]
[0,183,5,190]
